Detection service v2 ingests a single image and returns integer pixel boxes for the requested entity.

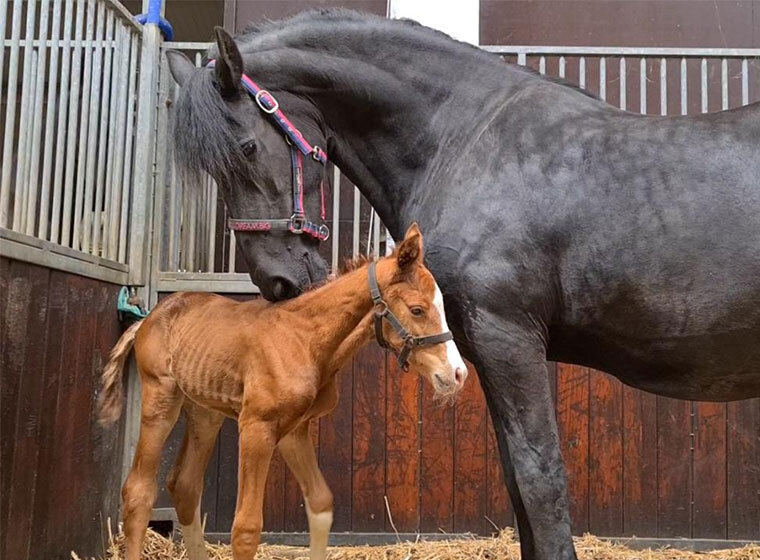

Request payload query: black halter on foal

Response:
[207,60,330,241]
[368,261,454,371]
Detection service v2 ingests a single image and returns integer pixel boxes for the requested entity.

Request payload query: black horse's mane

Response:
[173,9,600,184]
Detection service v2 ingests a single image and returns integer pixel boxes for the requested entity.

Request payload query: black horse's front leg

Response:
[468,316,577,560]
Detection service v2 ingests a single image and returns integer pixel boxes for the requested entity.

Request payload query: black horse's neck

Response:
[232,13,535,238]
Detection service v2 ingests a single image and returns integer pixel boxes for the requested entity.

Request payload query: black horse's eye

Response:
[410,306,424,317]
[241,140,257,156]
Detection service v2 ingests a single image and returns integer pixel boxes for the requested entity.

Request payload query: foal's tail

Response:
[97,320,143,426]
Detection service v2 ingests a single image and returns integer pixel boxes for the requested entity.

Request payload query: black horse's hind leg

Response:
[468,315,576,560]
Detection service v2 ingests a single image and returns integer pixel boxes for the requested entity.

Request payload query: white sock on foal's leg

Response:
[181,507,209,560]
[305,498,333,560]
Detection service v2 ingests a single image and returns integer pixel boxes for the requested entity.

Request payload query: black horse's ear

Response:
[214,26,243,96]
[166,50,195,87]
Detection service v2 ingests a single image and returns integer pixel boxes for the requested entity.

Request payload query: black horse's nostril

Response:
[271,277,300,301]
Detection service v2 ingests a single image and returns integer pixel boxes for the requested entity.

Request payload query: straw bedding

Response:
[79,527,760,560]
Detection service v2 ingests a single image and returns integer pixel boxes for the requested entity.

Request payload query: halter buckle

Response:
[255,90,279,114]
[318,224,331,241]
[312,146,326,162]
[289,214,305,234]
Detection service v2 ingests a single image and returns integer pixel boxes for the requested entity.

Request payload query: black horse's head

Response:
[167,28,328,301]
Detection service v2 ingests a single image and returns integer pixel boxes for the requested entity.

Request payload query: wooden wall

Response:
[152,291,760,540]
[0,258,126,560]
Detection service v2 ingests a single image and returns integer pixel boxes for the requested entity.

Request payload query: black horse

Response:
[167,11,760,559]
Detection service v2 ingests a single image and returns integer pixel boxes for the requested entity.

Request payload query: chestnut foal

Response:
[98,224,467,560]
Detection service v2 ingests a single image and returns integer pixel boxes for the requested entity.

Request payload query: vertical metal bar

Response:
[61,0,86,246]
[700,58,708,113]
[372,210,380,257]
[539,56,546,75]
[660,58,667,116]
[228,230,236,272]
[0,0,23,227]
[599,57,606,101]
[680,57,687,115]
[72,0,98,251]
[118,34,138,263]
[352,186,360,257]
[38,0,64,239]
[102,22,123,257]
[24,0,52,236]
[10,0,37,231]
[207,179,217,272]
[331,164,340,272]
[167,164,179,270]
[81,2,106,253]
[50,0,74,243]
[558,56,566,78]
[721,58,728,111]
[619,57,626,110]
[17,51,38,232]
[0,0,8,84]
[129,13,163,283]
[517,52,526,66]
[741,58,749,106]
[92,10,117,256]
[639,57,647,115]
[579,56,586,89]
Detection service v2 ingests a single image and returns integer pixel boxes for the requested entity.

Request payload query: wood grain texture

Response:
[556,363,589,535]
[0,261,124,559]
[420,371,455,533]
[693,402,727,539]
[657,397,692,538]
[727,399,760,540]
[385,355,420,532]
[588,370,623,536]
[622,385,657,537]
[453,368,488,534]
[351,345,387,532]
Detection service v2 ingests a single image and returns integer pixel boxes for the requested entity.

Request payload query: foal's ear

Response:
[166,50,195,87]
[397,222,424,270]
[213,26,243,96]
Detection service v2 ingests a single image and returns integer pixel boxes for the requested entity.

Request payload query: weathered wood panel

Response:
[0,259,125,560]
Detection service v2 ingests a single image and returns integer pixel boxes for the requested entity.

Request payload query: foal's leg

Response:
[278,423,334,560]
[231,415,276,560]
[167,401,225,560]
[121,375,183,560]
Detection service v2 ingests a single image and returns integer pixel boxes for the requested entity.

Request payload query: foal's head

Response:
[167,28,329,301]
[380,224,468,399]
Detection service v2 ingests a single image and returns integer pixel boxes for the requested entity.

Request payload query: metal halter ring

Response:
[289,214,306,234]
[318,224,331,241]
[255,90,279,114]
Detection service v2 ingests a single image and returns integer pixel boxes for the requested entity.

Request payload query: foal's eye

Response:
[241,140,257,156]
[410,306,424,317]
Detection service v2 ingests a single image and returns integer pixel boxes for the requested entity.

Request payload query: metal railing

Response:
[482,46,760,114]
[1,0,143,282]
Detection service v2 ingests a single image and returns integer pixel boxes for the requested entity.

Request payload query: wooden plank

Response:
[29,270,68,555]
[453,366,488,534]
[215,418,239,533]
[351,345,386,532]
[318,362,353,531]
[693,402,727,539]
[385,354,420,533]
[420,367,455,533]
[200,436,221,532]
[556,363,589,534]
[263,443,286,531]
[3,261,50,560]
[588,369,623,536]
[622,385,658,537]
[727,399,760,539]
[485,411,512,531]
[0,262,30,553]
[657,396,692,537]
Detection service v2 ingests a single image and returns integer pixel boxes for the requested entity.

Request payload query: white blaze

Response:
[433,282,467,375]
